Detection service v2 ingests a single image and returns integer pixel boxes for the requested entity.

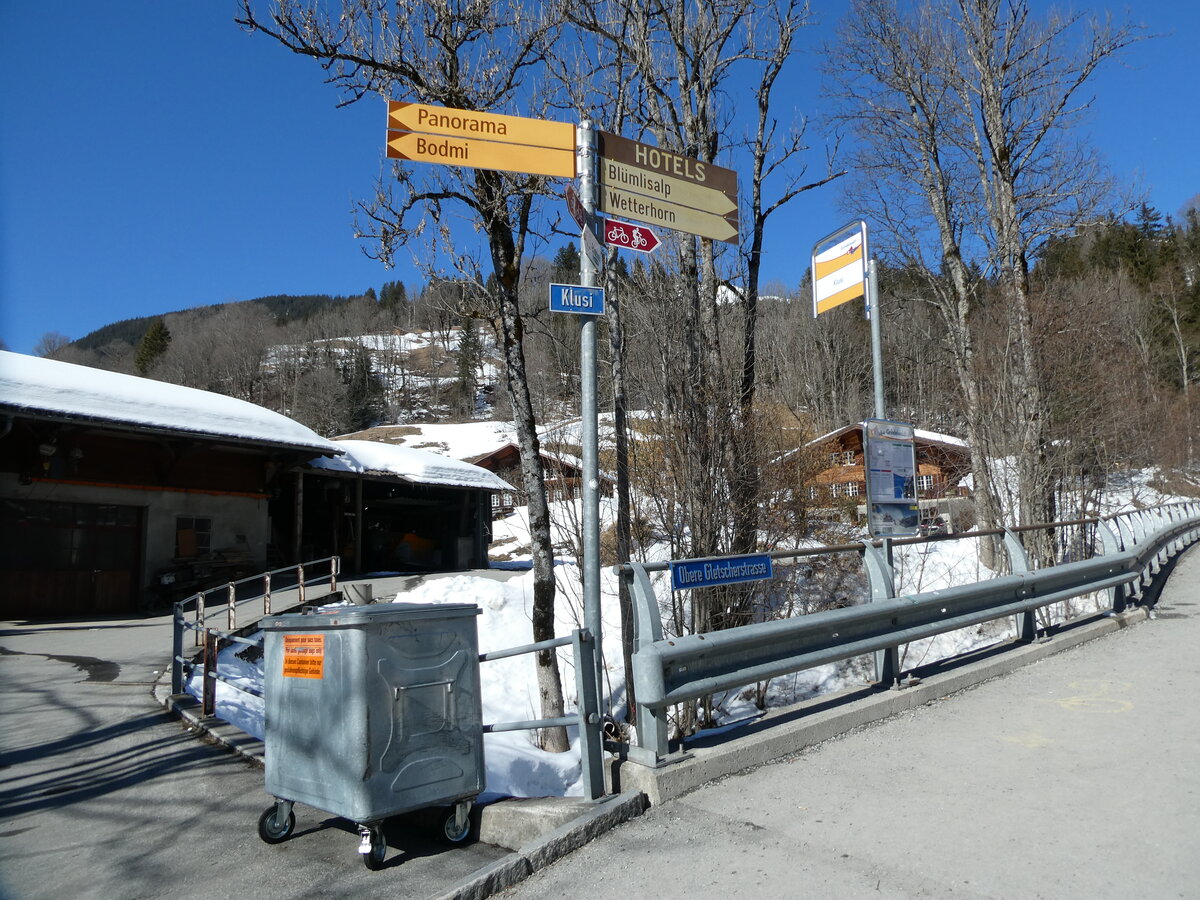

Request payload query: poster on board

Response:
[864,419,920,537]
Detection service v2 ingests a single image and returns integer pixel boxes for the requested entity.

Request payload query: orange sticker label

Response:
[282,633,325,679]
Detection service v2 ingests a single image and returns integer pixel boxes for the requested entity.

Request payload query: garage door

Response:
[0,499,143,618]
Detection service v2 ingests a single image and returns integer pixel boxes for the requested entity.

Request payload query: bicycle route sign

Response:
[603,218,660,253]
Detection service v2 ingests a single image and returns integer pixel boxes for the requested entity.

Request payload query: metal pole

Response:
[577,120,605,702]
[867,256,898,685]
[868,257,884,420]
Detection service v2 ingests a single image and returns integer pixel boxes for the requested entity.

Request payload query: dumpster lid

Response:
[260,602,480,630]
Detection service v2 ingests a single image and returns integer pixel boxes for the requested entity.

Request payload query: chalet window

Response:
[175,516,212,558]
[842,451,856,466]
[845,481,862,497]
[917,474,935,493]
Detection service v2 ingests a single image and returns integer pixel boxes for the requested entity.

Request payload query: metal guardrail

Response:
[617,502,1200,767]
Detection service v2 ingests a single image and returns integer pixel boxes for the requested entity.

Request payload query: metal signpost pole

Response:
[867,257,900,686]
[577,121,604,701]
[868,257,884,421]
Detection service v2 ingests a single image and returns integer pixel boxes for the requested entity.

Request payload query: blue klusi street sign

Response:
[670,554,774,591]
[549,283,605,315]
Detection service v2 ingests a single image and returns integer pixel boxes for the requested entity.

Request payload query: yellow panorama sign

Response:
[386,101,575,178]
[386,130,575,178]
[387,101,574,150]
[812,225,866,315]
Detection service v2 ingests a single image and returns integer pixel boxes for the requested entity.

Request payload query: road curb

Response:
[434,791,649,900]
[155,679,267,765]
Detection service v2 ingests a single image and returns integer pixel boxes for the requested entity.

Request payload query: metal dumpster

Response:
[256,602,484,869]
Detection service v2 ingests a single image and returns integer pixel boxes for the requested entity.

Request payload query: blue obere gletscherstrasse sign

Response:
[670,554,774,591]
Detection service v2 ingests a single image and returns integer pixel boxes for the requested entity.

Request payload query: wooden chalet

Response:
[469,442,614,515]
[809,423,972,528]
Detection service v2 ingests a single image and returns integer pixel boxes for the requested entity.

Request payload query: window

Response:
[830,450,856,467]
[917,474,935,493]
[845,481,862,497]
[175,516,212,558]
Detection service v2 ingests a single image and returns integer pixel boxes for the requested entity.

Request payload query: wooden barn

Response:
[0,352,508,618]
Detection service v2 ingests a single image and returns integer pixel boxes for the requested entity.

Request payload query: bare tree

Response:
[236,0,570,749]
[832,0,1143,565]
[33,332,72,359]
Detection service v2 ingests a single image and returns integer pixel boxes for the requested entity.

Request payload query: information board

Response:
[863,419,920,537]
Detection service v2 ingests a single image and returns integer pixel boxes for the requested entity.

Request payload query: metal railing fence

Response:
[170,556,340,697]
[479,631,605,801]
[617,503,1200,767]
[168,559,607,801]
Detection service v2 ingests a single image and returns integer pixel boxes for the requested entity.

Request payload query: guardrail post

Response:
[1097,522,1129,614]
[298,563,306,606]
[264,571,272,617]
[227,582,237,632]
[573,628,606,801]
[331,556,339,593]
[171,604,184,694]
[1128,513,1150,602]
[861,543,899,686]
[628,562,669,765]
[202,629,217,717]
[195,590,206,648]
[1003,530,1036,641]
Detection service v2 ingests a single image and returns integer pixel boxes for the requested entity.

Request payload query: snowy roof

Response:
[0,351,340,455]
[335,421,516,462]
[309,439,514,492]
[807,422,968,450]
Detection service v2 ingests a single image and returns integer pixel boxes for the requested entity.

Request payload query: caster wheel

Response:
[362,827,387,870]
[442,809,472,844]
[258,805,295,844]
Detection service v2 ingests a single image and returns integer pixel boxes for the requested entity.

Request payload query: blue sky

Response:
[1,1,1197,356]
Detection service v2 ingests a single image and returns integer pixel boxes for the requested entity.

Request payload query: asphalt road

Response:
[0,613,507,900]
[504,549,1200,899]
